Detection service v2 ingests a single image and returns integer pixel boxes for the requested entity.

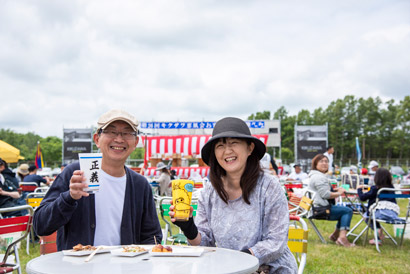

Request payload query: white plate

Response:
[149,247,204,257]
[111,247,148,257]
[62,246,117,256]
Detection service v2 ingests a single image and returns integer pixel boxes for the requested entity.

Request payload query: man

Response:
[24,165,51,186]
[33,109,162,250]
[0,158,19,188]
[287,164,308,182]
[0,159,25,216]
[368,160,379,174]
[323,146,334,174]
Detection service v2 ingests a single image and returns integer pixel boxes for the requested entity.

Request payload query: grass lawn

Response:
[17,200,410,274]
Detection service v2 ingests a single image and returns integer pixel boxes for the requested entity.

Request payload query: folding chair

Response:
[25,192,46,254]
[34,186,49,194]
[341,174,361,190]
[362,188,410,252]
[290,189,326,244]
[288,215,308,274]
[158,197,198,245]
[18,182,38,193]
[39,231,58,255]
[0,205,34,274]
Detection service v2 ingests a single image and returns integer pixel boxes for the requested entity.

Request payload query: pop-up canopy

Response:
[0,140,25,163]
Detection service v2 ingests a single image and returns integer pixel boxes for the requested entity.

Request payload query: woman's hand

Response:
[169,200,194,223]
[357,185,365,189]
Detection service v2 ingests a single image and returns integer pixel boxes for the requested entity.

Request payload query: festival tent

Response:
[0,140,25,163]
[140,134,269,158]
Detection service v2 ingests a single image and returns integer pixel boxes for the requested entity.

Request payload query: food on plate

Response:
[152,244,173,252]
[122,246,147,253]
[72,244,97,251]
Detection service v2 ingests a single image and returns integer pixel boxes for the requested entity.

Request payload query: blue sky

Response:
[1,0,409,137]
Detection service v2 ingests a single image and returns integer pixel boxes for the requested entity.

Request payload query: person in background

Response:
[61,163,68,172]
[287,164,308,182]
[16,163,30,182]
[24,165,51,186]
[368,160,379,174]
[357,168,402,245]
[0,158,19,188]
[323,146,334,174]
[308,154,354,247]
[170,117,297,273]
[156,162,171,196]
[170,169,177,180]
[0,160,26,216]
[33,109,162,250]
[367,160,379,185]
[260,152,277,175]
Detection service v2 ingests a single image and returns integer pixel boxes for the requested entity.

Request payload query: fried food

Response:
[72,244,96,251]
[152,244,173,252]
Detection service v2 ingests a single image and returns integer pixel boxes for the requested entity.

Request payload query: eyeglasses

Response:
[101,130,137,140]
[319,159,329,164]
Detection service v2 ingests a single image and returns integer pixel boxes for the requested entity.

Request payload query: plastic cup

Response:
[78,153,102,194]
[172,179,194,221]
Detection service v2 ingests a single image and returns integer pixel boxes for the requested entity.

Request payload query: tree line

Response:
[1,95,409,167]
[248,95,410,163]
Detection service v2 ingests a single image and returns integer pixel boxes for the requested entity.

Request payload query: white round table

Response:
[26,246,259,274]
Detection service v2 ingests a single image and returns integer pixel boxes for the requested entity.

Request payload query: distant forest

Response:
[1,95,409,167]
[248,95,410,162]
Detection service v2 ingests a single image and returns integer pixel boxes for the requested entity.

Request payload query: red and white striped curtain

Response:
[140,134,268,159]
[145,166,210,178]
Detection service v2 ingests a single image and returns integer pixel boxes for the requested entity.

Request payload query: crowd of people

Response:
[0,109,407,273]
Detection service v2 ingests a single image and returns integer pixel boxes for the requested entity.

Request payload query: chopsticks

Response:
[84,246,103,262]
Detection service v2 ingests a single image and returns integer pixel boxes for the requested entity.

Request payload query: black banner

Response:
[297,140,327,160]
[63,129,93,163]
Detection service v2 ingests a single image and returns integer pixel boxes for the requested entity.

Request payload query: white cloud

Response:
[1,0,409,137]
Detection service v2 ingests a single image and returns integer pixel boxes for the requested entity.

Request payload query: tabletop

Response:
[26,245,260,274]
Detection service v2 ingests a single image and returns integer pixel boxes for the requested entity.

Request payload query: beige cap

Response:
[17,163,29,175]
[97,109,139,132]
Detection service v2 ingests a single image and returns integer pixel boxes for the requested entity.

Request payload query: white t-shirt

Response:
[324,152,334,172]
[288,171,308,181]
[260,153,271,171]
[94,169,127,246]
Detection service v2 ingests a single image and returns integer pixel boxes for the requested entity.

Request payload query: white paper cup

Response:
[78,153,102,193]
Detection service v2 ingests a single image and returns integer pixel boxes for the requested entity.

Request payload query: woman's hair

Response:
[310,154,328,172]
[161,168,170,175]
[208,138,261,204]
[374,168,393,188]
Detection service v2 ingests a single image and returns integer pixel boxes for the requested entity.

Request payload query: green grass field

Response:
[17,200,410,274]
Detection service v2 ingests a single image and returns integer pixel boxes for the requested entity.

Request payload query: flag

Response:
[35,141,44,169]
[355,137,362,165]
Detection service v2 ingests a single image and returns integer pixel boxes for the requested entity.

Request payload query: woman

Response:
[357,168,401,245]
[170,117,297,273]
[308,154,354,247]
[156,162,171,196]
[16,163,30,182]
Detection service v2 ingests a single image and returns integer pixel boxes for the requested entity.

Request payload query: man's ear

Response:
[93,132,100,148]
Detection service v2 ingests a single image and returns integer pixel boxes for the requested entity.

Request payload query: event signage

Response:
[63,128,93,164]
[295,125,328,164]
[140,121,265,129]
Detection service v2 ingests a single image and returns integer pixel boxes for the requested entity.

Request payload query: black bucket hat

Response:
[201,117,266,165]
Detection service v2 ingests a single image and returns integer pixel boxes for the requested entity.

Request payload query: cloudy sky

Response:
[1,0,409,138]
